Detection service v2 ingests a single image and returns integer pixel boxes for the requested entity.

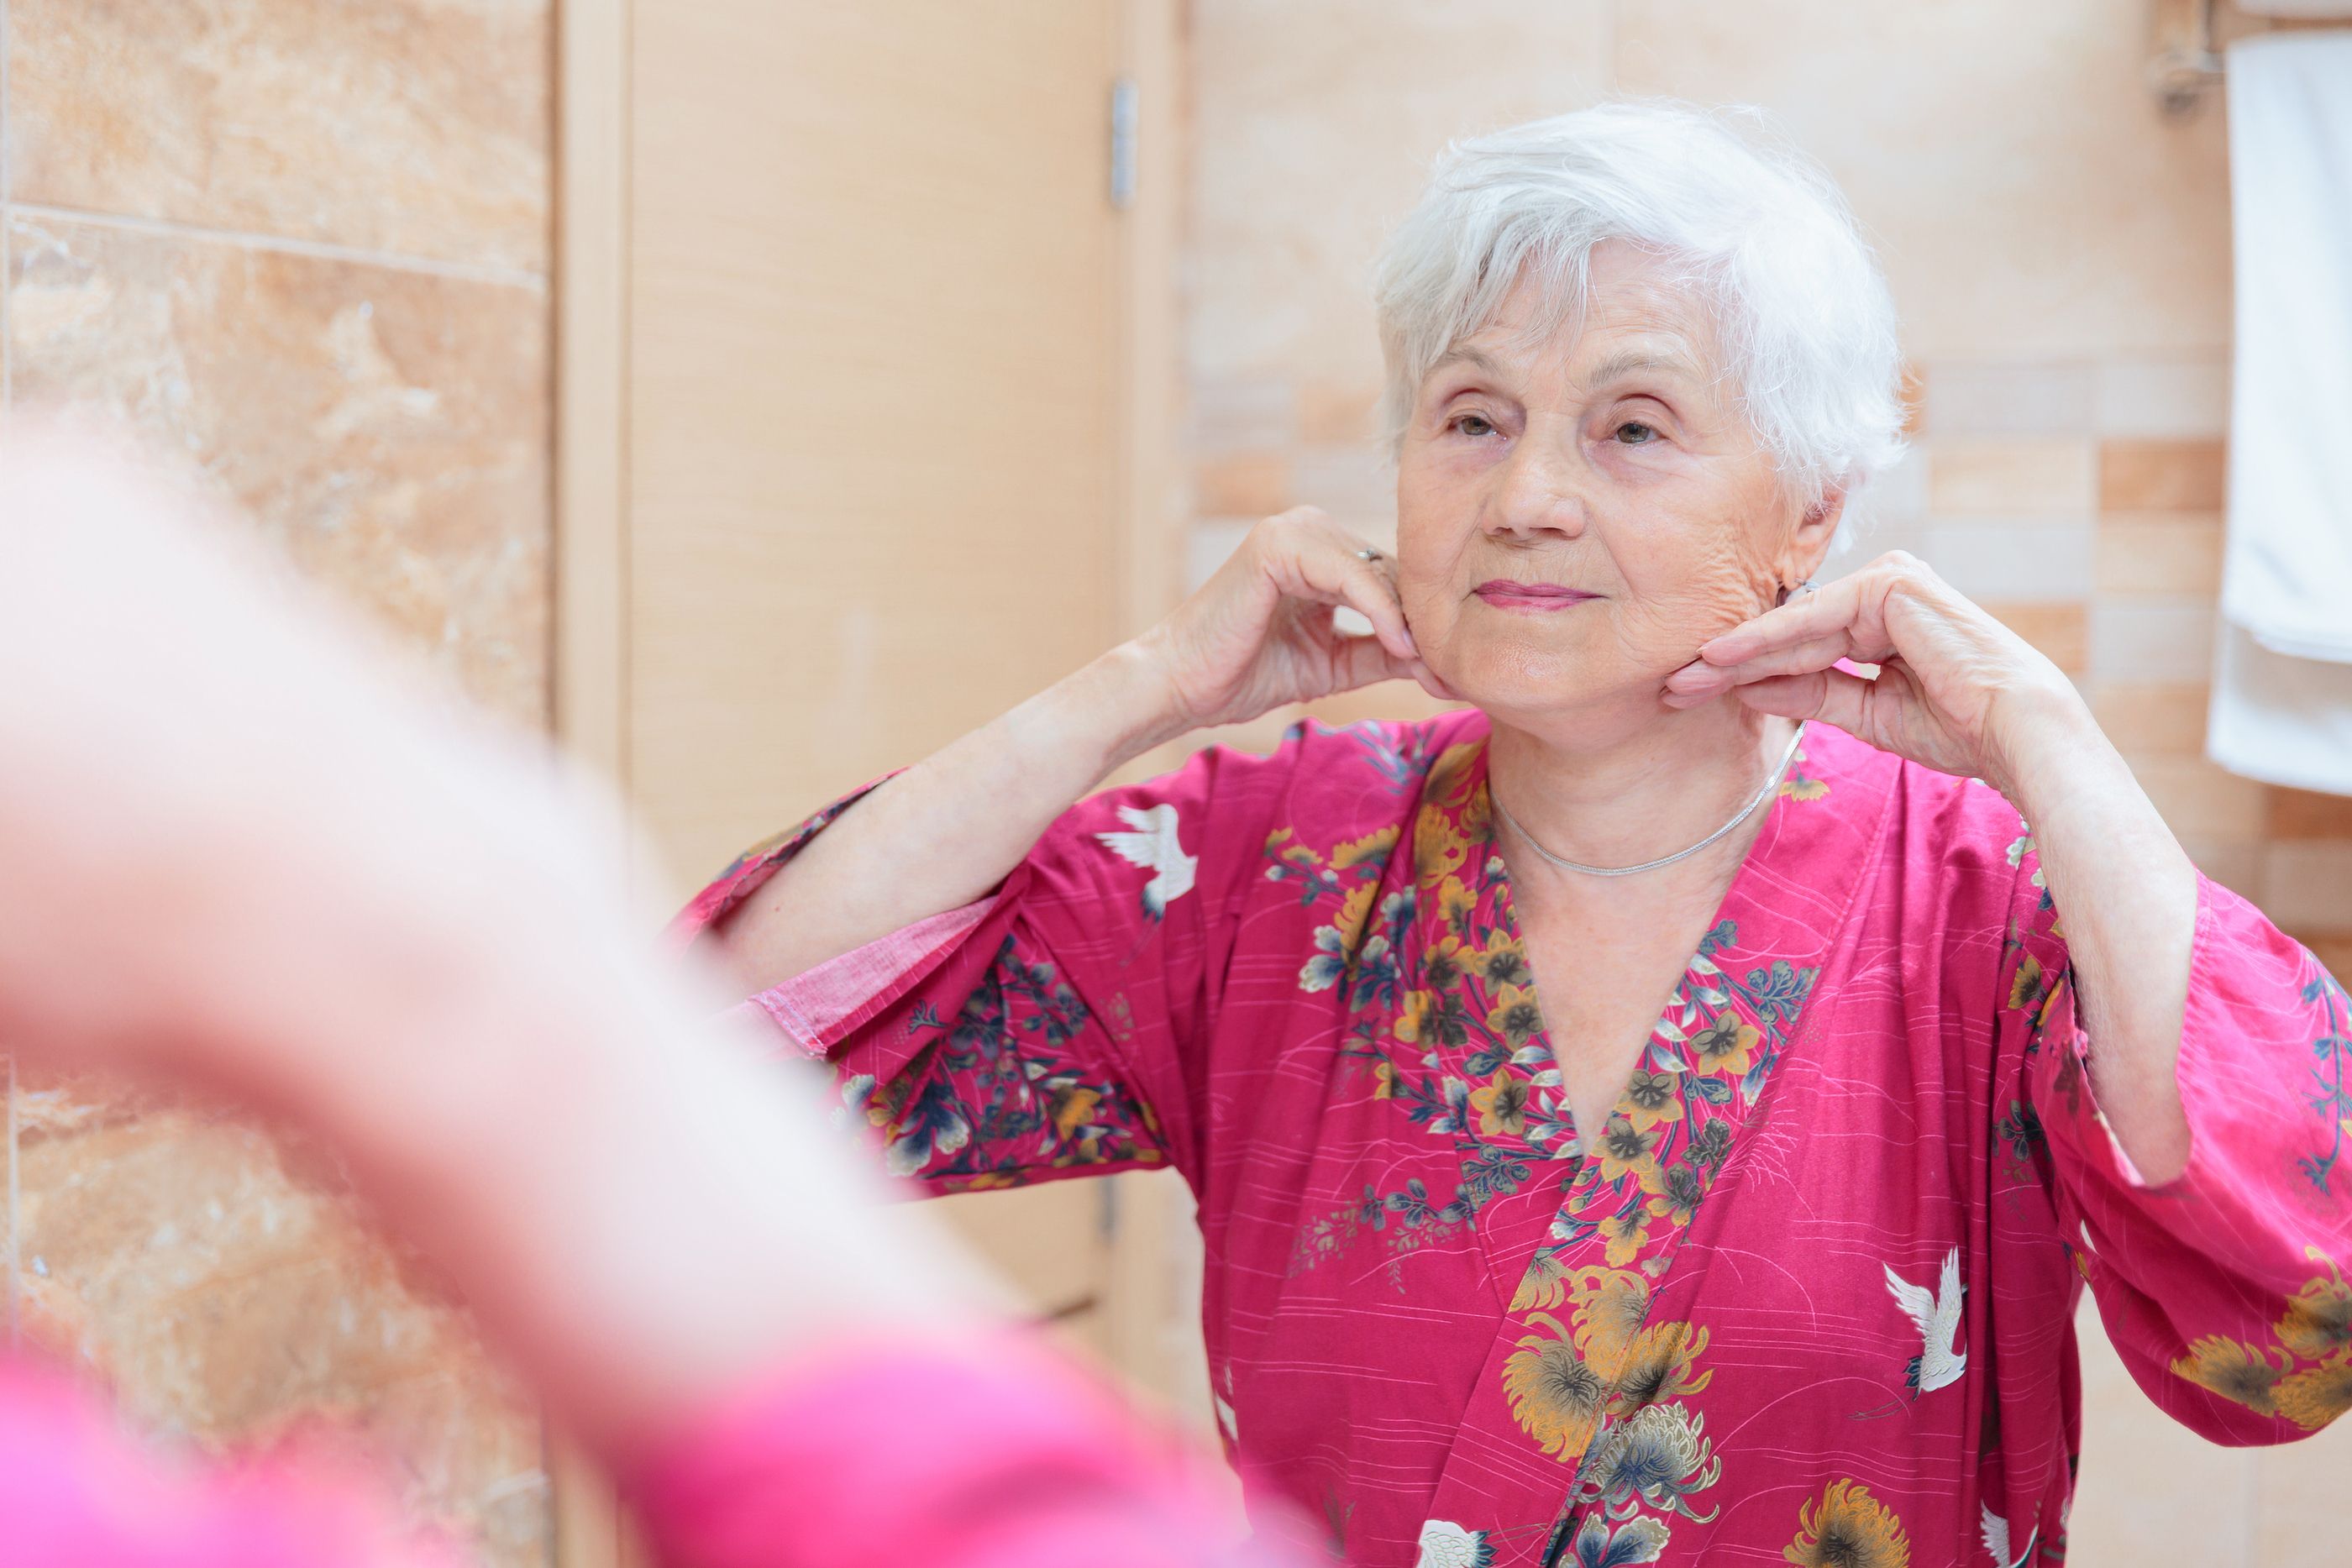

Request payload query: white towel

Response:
[2212,623,2352,794]
[2209,31,2352,792]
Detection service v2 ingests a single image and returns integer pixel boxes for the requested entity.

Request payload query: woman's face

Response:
[1394,243,1838,742]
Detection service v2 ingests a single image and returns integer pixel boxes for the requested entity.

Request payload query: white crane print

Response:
[1882,1245,1968,1394]
[1980,1502,2038,1568]
[1413,1519,1494,1568]
[1095,803,1196,919]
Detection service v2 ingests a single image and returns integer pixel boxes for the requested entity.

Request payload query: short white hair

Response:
[1373,101,1904,533]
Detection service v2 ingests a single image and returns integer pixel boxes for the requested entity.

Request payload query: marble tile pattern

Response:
[7,216,552,729]
[9,0,551,273]
[2,4,556,1565]
[1181,3,2352,1555]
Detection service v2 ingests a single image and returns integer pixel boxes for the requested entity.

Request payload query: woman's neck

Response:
[1484,702,1797,879]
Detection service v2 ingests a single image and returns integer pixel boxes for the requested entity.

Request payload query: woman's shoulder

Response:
[1278,705,1491,792]
[1083,707,1484,860]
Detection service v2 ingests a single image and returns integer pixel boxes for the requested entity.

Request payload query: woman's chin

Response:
[1434,641,1670,737]
[1441,655,1597,724]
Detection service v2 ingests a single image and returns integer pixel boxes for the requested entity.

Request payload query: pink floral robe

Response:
[675,712,2352,1568]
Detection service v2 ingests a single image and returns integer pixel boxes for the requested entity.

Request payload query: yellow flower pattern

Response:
[1471,1069,1532,1137]
[1784,1479,1911,1568]
[1599,1205,1655,1268]
[1502,1266,1714,1466]
[1566,1265,1654,1360]
[2277,1263,2352,1360]
[1503,1311,1612,1459]
[1688,1014,1761,1078]
[1485,982,1545,1049]
[2171,1251,2352,1430]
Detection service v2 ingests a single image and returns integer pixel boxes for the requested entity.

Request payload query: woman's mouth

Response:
[1471,580,1599,613]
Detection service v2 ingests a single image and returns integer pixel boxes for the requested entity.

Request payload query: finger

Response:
[1339,547,1417,662]
[1327,637,1460,705]
[1294,546,1417,662]
[1412,658,1462,704]
[1694,582,1853,664]
[1698,576,1875,667]
[1664,632,1851,704]
[1331,630,1409,692]
[1730,668,1875,736]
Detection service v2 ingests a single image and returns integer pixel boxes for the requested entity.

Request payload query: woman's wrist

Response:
[1054,640,1200,772]
[1977,675,2103,813]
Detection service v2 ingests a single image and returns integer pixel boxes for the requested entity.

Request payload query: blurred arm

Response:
[0,434,1291,1568]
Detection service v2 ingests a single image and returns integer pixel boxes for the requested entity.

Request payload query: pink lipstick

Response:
[1472,579,1599,612]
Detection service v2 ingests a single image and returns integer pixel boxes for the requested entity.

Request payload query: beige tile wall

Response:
[3,3,554,1562]
[1182,2,2351,1561]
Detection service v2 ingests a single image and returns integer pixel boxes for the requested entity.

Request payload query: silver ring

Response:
[1357,548,1382,562]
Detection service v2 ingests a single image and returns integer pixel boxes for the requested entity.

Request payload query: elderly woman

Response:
[680,104,2351,1568]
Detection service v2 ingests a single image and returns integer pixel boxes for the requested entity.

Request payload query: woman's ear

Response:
[1784,485,1847,582]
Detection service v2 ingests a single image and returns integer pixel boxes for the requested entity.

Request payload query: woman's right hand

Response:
[1129,506,1452,735]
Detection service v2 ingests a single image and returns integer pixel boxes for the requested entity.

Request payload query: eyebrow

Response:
[1428,345,1504,380]
[1429,343,1704,392]
[1581,349,1703,390]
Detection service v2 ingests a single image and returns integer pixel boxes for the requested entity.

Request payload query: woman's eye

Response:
[1453,413,1496,438]
[1614,422,1658,446]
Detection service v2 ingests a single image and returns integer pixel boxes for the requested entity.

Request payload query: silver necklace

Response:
[1489,722,1808,878]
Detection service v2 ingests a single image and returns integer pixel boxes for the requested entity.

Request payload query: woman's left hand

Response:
[1660,552,2088,798]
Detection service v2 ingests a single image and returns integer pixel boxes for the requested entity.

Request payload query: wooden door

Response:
[600,0,1171,1349]
[630,3,1121,873]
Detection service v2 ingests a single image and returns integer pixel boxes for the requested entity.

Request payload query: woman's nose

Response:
[1483,437,1588,542]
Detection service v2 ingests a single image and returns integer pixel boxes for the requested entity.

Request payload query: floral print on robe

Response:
[675,711,2352,1568]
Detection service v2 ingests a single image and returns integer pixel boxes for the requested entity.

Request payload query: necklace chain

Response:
[1488,723,1809,878]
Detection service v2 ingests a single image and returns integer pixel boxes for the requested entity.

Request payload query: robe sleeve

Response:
[0,1357,451,1568]
[2003,845,2352,1443]
[0,1338,1295,1568]
[667,737,1299,1194]
[622,1333,1299,1568]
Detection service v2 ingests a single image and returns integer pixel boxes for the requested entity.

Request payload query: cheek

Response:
[1394,443,1484,555]
[1395,552,1456,648]
[1393,465,1481,643]
[1607,501,1784,648]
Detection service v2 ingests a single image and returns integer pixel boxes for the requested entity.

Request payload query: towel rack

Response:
[2150,0,2228,114]
[2155,0,2352,113]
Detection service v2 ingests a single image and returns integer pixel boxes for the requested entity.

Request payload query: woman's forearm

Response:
[1997,692,2198,1183]
[717,642,1185,994]
[717,509,1427,995]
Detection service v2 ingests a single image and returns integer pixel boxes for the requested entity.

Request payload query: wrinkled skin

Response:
[1393,243,1834,753]
[1393,240,2076,793]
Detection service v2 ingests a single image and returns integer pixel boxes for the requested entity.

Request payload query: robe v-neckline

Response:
[1483,727,1805,1164]
[1395,717,1897,1563]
